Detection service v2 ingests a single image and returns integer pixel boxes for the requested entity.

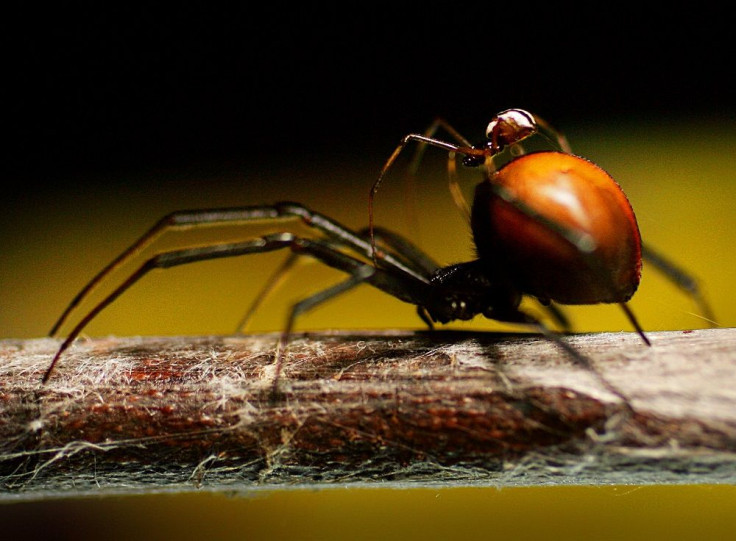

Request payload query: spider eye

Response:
[486,108,538,149]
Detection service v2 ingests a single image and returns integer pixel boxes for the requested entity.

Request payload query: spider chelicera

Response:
[43,109,713,398]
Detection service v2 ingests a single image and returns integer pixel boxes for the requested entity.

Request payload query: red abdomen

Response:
[471,151,642,304]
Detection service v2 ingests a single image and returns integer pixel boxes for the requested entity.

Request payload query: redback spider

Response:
[43,109,712,404]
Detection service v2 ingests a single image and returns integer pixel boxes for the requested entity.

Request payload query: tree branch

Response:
[1,328,735,500]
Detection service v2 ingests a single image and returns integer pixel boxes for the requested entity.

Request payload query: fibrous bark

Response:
[1,328,735,500]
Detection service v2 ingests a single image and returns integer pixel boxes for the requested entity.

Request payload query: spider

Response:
[42,109,712,400]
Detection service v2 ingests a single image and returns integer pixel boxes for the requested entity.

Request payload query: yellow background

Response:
[1,118,735,539]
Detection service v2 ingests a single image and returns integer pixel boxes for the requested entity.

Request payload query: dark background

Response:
[6,5,734,186]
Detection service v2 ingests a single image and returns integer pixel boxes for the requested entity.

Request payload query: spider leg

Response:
[362,119,474,254]
[368,134,484,263]
[45,235,291,383]
[50,202,429,338]
[407,118,474,178]
[446,150,472,219]
[236,224,441,333]
[44,230,433,384]
[404,119,474,227]
[641,242,716,325]
[527,114,572,154]
[541,302,572,333]
[358,226,439,276]
[270,265,375,397]
[360,226,440,331]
